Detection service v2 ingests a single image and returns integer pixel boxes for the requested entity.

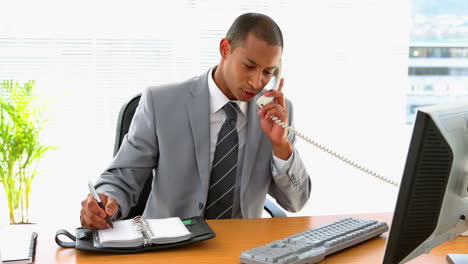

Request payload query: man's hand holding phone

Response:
[257,78,293,160]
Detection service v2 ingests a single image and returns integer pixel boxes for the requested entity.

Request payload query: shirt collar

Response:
[208,67,248,117]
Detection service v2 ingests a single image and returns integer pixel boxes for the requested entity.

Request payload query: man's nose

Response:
[247,72,263,90]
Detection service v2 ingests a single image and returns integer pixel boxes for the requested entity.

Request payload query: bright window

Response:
[0,0,409,224]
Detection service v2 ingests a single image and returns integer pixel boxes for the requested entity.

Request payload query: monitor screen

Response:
[383,103,468,263]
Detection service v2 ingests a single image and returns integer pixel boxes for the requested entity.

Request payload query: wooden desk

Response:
[34,212,468,263]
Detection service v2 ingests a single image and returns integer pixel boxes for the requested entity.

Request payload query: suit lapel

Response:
[240,98,263,201]
[187,72,211,201]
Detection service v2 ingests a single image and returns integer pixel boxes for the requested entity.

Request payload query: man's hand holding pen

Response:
[81,184,120,230]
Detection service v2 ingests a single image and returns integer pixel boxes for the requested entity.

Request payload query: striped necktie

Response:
[204,102,239,219]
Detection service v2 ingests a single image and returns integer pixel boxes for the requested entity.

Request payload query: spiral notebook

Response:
[95,216,192,248]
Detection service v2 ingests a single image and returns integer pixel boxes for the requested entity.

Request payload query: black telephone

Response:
[257,62,399,188]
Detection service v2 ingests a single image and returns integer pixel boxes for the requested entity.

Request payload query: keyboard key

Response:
[278,255,299,264]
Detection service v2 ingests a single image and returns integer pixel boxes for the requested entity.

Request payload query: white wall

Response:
[0,0,411,225]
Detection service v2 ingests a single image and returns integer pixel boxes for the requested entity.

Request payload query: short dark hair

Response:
[226,13,283,51]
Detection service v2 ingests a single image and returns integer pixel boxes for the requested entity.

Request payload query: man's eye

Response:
[244,64,254,69]
[264,71,273,75]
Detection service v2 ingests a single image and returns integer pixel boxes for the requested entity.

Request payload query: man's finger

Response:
[277,78,284,92]
[259,103,283,115]
[264,107,287,121]
[276,79,286,107]
[105,197,119,217]
[98,193,108,202]
[82,208,109,229]
[87,195,106,218]
[80,209,86,227]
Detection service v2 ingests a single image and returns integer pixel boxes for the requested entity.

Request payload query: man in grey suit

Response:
[80,12,311,229]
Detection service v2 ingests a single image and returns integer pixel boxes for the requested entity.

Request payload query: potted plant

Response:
[0,80,54,224]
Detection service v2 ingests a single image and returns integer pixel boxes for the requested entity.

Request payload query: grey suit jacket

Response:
[96,69,311,219]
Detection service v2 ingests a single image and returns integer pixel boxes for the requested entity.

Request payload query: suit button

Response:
[199,203,204,210]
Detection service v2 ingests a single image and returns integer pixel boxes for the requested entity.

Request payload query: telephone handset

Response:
[256,62,400,188]
[256,62,283,107]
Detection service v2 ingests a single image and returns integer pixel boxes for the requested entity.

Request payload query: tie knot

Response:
[223,102,238,124]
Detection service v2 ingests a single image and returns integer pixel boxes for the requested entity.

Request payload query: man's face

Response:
[220,33,282,102]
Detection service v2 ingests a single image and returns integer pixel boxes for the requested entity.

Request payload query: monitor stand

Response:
[447,254,468,264]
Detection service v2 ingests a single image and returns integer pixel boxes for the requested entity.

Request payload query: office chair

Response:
[114,93,287,219]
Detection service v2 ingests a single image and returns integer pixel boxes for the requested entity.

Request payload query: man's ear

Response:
[219,38,231,59]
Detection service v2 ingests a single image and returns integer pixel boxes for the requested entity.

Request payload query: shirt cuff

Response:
[272,151,294,174]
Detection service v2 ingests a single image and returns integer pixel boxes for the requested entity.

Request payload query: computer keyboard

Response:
[240,217,389,264]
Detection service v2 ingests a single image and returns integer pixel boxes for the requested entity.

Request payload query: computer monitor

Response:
[383,103,468,263]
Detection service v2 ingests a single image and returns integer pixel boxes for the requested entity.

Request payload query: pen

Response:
[28,232,38,264]
[88,181,114,228]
